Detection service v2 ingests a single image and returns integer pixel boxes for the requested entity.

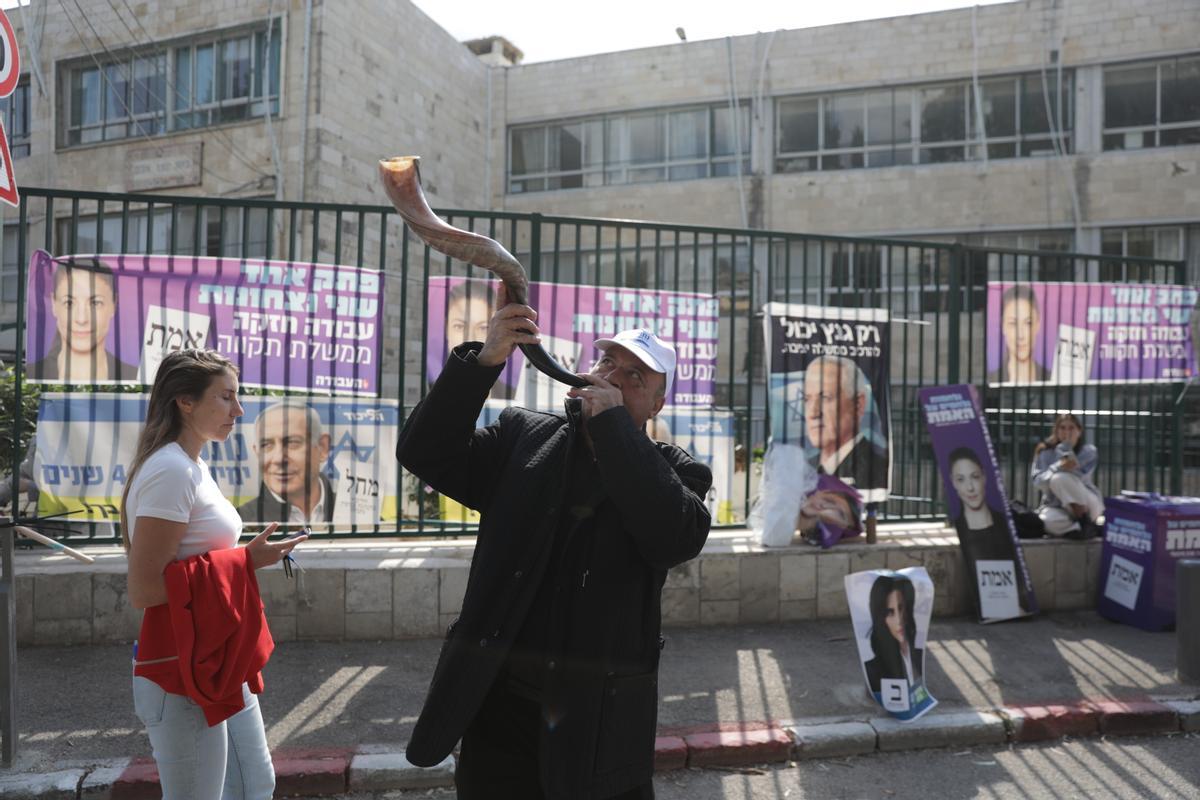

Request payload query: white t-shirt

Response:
[126,442,242,560]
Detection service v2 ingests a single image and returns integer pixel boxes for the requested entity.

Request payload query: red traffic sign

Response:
[0,9,18,99]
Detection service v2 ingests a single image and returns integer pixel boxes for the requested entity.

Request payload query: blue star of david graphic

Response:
[322,432,376,479]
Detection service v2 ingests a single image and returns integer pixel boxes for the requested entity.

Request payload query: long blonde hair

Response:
[119,349,237,550]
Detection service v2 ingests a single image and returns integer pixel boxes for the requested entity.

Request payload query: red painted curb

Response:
[1006,703,1099,742]
[1090,699,1180,736]
[684,727,793,767]
[274,755,350,797]
[654,736,688,772]
[111,758,160,800]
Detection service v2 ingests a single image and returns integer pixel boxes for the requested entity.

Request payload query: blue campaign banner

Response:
[918,384,1038,622]
[33,393,400,527]
[845,567,938,722]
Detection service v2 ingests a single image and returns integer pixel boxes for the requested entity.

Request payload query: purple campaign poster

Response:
[425,276,718,409]
[919,384,1038,622]
[24,250,383,395]
[986,281,1198,386]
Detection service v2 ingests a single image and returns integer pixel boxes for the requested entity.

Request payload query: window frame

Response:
[775,70,1074,173]
[1102,55,1200,151]
[58,21,283,149]
[0,78,31,158]
[507,102,751,194]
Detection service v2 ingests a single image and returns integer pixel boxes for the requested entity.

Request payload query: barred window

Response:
[509,103,750,193]
[776,71,1072,173]
[0,79,31,157]
[1104,55,1200,150]
[61,24,281,146]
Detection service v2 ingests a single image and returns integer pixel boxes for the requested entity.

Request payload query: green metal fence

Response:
[4,187,1194,543]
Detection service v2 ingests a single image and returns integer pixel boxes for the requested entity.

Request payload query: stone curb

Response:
[0,701,1190,797]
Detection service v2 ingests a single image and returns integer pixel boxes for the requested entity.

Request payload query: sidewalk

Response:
[1,611,1197,796]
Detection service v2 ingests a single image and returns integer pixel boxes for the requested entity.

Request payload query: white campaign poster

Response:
[844,567,937,722]
[1103,554,1144,611]
[975,559,1021,620]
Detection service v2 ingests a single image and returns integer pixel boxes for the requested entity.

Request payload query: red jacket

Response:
[134,547,274,726]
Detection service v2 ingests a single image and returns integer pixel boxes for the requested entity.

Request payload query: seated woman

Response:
[1030,414,1104,539]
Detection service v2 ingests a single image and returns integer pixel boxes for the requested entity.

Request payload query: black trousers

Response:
[455,677,654,800]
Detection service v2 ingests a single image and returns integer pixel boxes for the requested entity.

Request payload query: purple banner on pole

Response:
[919,384,1038,622]
[24,250,384,395]
[425,277,718,408]
[986,281,1198,386]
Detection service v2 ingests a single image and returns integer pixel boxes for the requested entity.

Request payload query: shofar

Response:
[379,156,587,388]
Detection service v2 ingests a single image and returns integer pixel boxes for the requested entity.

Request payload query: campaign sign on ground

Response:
[918,384,1038,622]
[986,282,1198,386]
[845,567,937,722]
[425,276,718,408]
[762,302,891,502]
[33,393,399,527]
[24,251,384,395]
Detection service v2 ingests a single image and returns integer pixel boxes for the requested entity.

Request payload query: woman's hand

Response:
[1059,454,1079,471]
[245,522,307,570]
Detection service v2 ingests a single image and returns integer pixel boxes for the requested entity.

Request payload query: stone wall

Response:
[12,529,1103,646]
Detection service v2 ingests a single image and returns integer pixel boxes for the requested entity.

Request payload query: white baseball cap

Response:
[593,329,677,396]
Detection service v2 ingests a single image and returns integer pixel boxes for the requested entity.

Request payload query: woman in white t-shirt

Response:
[122,349,305,799]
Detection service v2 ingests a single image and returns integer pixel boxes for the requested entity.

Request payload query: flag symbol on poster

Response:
[0,7,19,209]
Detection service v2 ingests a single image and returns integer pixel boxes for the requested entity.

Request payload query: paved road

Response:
[344,735,1200,799]
[8,612,1195,774]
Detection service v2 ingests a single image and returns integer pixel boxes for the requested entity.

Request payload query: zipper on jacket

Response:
[581,569,588,588]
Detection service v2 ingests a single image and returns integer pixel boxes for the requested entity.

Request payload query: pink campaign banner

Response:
[24,251,383,395]
[986,281,1198,386]
[425,276,719,408]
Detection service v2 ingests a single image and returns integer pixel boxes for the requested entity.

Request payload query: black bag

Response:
[1010,500,1045,539]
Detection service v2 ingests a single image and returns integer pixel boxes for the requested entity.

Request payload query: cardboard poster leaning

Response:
[919,385,1038,622]
[845,567,937,722]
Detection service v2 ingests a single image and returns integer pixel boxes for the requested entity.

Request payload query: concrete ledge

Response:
[0,770,83,800]
[787,721,877,760]
[348,750,454,791]
[1159,699,1200,732]
[1002,703,1100,742]
[872,710,1007,752]
[12,526,1102,645]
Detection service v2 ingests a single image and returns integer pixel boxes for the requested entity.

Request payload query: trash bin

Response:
[1097,492,1200,631]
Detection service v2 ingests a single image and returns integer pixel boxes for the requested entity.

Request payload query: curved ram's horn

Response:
[380,156,588,389]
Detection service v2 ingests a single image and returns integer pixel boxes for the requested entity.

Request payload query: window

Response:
[174,30,280,129]
[57,205,270,258]
[776,71,1072,173]
[1104,55,1200,150]
[0,79,30,158]
[1100,226,1184,281]
[508,103,749,192]
[67,54,166,144]
[62,25,281,146]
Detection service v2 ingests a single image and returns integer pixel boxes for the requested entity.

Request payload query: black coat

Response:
[865,647,924,695]
[236,473,336,523]
[830,436,889,492]
[398,344,712,799]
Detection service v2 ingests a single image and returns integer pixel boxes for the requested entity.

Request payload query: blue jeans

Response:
[132,676,275,800]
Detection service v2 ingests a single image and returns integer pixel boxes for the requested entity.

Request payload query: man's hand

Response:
[246,522,307,570]
[566,372,624,420]
[477,284,540,367]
